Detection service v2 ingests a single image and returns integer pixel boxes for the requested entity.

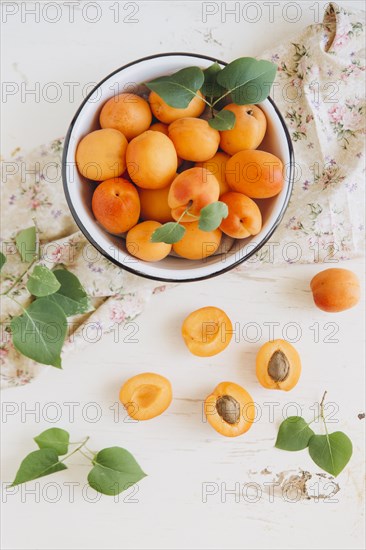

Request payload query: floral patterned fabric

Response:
[0,3,365,388]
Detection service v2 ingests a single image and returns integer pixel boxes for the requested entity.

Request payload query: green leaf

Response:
[308,432,353,477]
[275,416,315,451]
[150,222,186,245]
[0,252,6,271]
[15,227,37,263]
[208,109,236,130]
[34,428,70,455]
[45,269,90,316]
[198,201,229,231]
[88,447,146,496]
[216,57,277,104]
[201,62,225,99]
[26,266,61,297]
[11,448,67,486]
[145,67,205,108]
[10,298,67,368]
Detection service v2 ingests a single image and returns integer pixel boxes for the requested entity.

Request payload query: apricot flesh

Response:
[126,221,172,262]
[76,128,127,181]
[220,104,267,155]
[182,306,232,357]
[310,268,360,312]
[99,93,152,141]
[173,222,221,260]
[149,90,206,124]
[204,382,255,437]
[139,184,174,224]
[256,339,301,391]
[196,152,231,196]
[219,192,262,239]
[226,149,284,199]
[168,118,220,162]
[126,130,177,189]
[92,177,140,234]
[119,372,172,420]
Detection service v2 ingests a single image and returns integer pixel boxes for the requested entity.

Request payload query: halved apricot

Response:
[204,381,255,437]
[119,372,172,420]
[182,306,232,357]
[256,339,301,391]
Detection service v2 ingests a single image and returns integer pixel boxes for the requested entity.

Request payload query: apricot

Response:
[256,339,301,391]
[139,184,173,224]
[99,93,152,141]
[119,372,172,420]
[310,268,360,312]
[126,221,172,262]
[220,104,267,155]
[149,122,169,135]
[219,192,262,239]
[173,221,221,260]
[226,150,284,199]
[196,152,231,196]
[149,90,206,124]
[76,128,127,181]
[126,130,177,189]
[168,167,220,222]
[92,177,140,234]
[204,382,255,437]
[168,118,220,162]
[182,306,232,357]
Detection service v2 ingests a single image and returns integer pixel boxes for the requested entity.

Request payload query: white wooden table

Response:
[1,2,365,549]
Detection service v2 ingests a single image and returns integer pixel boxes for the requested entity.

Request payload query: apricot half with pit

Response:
[256,339,301,391]
[119,372,172,420]
[204,381,255,437]
[181,306,232,357]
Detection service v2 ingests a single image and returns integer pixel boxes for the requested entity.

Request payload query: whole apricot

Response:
[196,152,231,196]
[119,372,172,420]
[126,221,172,262]
[220,104,267,155]
[256,339,301,391]
[99,93,152,141]
[204,382,255,437]
[149,90,206,124]
[310,268,360,312]
[220,192,262,239]
[226,149,284,199]
[182,306,232,357]
[173,221,221,260]
[168,167,220,222]
[168,118,220,162]
[91,177,140,234]
[139,184,173,224]
[126,130,177,189]
[149,122,169,135]
[76,128,127,181]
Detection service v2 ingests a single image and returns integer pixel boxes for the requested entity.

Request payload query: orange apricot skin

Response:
[138,184,174,224]
[149,90,206,124]
[119,372,172,420]
[91,177,140,234]
[196,152,231,196]
[219,192,262,239]
[220,104,267,155]
[168,118,220,162]
[226,149,284,199]
[76,128,127,181]
[126,221,172,262]
[256,339,301,391]
[204,382,255,437]
[181,306,233,357]
[149,122,169,135]
[310,268,360,312]
[99,93,152,141]
[173,222,222,260]
[168,167,220,222]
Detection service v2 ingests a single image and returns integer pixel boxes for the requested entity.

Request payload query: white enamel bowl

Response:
[62,53,294,282]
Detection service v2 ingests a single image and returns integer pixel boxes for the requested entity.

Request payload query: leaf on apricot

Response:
[199,201,228,231]
[150,222,186,244]
[145,67,205,109]
[208,109,236,131]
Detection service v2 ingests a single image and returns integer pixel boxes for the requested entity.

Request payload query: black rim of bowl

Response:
[62,52,295,284]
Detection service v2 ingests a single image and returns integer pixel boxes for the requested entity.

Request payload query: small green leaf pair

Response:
[275,393,353,477]
[145,57,277,130]
[11,428,146,496]
[150,201,229,244]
